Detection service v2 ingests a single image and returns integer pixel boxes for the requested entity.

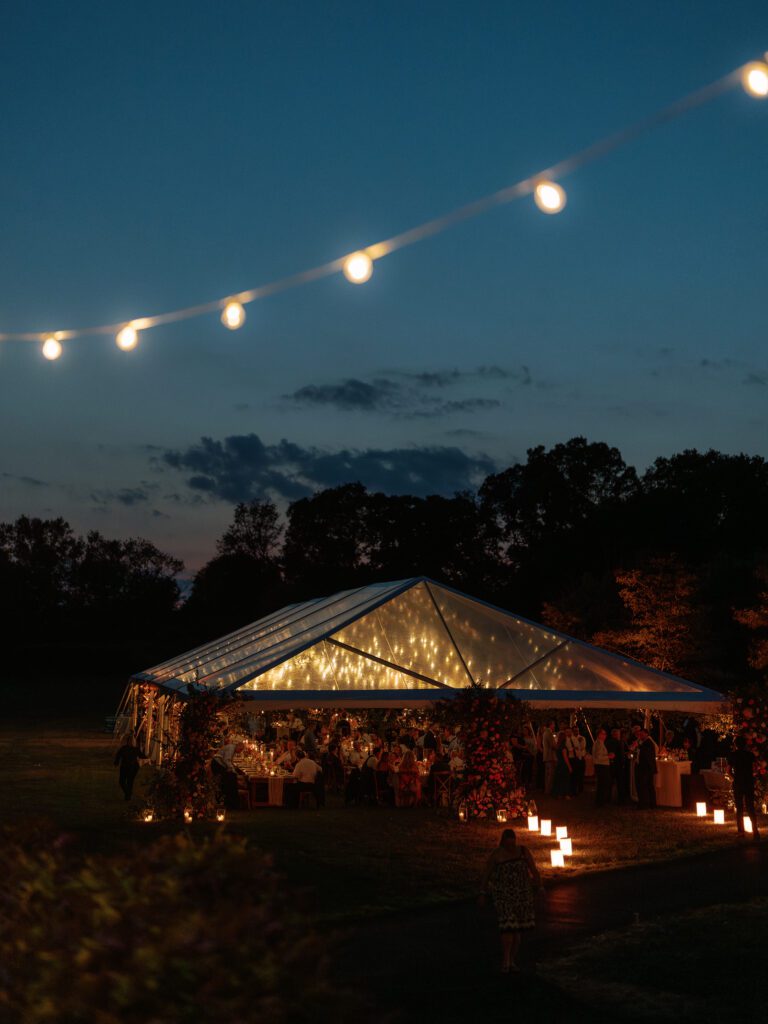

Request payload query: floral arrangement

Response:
[733,694,768,800]
[146,686,233,820]
[432,685,531,821]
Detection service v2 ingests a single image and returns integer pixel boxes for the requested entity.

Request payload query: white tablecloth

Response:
[655,760,691,807]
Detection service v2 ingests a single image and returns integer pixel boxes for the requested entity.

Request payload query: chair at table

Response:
[432,772,452,809]
[700,769,732,807]
[236,772,251,811]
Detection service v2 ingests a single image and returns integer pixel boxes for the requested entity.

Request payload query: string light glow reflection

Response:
[742,61,768,98]
[342,251,374,284]
[533,180,566,214]
[42,336,62,360]
[116,325,139,351]
[221,301,246,330]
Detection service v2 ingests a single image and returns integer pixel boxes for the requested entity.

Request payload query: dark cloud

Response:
[397,365,529,388]
[160,433,495,502]
[744,372,767,387]
[285,378,400,412]
[1,472,48,488]
[233,402,251,411]
[91,485,155,507]
[283,366,526,417]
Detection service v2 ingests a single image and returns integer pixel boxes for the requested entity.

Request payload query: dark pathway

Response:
[335,842,768,1022]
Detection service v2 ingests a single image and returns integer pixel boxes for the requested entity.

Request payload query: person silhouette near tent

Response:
[114,736,145,800]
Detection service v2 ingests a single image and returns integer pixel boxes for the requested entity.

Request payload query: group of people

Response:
[226,714,468,809]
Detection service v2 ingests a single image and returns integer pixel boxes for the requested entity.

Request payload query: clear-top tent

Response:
[133,578,724,712]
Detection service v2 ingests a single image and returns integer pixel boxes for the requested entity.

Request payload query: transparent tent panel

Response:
[429,584,564,686]
[163,582,409,688]
[237,640,438,693]
[332,582,471,687]
[148,597,316,680]
[512,642,700,693]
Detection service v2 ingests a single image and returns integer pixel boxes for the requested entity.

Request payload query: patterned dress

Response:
[488,853,535,932]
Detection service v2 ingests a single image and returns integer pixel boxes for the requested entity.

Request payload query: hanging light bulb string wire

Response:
[0,59,763,347]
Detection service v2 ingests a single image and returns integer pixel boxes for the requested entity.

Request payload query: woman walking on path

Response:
[480,828,543,973]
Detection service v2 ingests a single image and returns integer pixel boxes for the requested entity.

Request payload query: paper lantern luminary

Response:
[550,849,565,868]
[527,816,539,832]
[559,838,573,856]
[713,809,725,825]
[696,802,707,817]
[555,826,568,840]
[540,819,552,836]
[744,816,754,834]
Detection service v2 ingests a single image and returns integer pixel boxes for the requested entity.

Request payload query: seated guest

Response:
[375,750,395,804]
[396,749,420,807]
[275,740,298,768]
[292,749,323,807]
[347,741,364,767]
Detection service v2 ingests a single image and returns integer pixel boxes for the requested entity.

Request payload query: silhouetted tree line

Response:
[4,438,768,700]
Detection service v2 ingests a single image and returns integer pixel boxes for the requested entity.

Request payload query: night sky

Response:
[1,2,766,570]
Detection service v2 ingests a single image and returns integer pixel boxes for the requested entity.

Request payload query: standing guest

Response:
[422,724,438,754]
[729,734,760,840]
[541,720,557,795]
[636,728,658,809]
[480,829,542,973]
[592,728,612,807]
[551,732,573,799]
[114,736,144,801]
[620,728,633,799]
[301,724,318,759]
[518,725,536,788]
[570,725,587,795]
[607,727,626,804]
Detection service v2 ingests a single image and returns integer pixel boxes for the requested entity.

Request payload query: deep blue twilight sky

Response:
[1,2,766,569]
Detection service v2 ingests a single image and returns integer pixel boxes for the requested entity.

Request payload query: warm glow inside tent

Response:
[132,577,724,712]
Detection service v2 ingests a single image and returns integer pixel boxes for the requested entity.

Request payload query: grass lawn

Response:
[1,718,756,922]
[540,898,768,1022]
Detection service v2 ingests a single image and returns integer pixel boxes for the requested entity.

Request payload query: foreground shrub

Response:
[0,828,367,1024]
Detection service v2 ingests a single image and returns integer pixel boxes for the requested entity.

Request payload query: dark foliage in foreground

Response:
[0,827,371,1024]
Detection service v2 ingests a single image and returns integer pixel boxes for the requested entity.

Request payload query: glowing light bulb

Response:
[342,251,374,284]
[221,301,246,330]
[116,325,139,351]
[42,336,62,360]
[534,180,567,214]
[742,61,768,98]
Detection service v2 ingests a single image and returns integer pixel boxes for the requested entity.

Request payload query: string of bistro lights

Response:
[4,58,767,362]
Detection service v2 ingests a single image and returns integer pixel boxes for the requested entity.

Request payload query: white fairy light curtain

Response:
[3,58,767,362]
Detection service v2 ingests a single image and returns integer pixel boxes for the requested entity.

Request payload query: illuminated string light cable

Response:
[1,56,765,352]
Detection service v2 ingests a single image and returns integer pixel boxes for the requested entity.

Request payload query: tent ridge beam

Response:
[325,637,452,689]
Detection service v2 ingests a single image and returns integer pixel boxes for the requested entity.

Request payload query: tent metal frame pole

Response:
[423,581,475,686]
[325,637,453,689]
